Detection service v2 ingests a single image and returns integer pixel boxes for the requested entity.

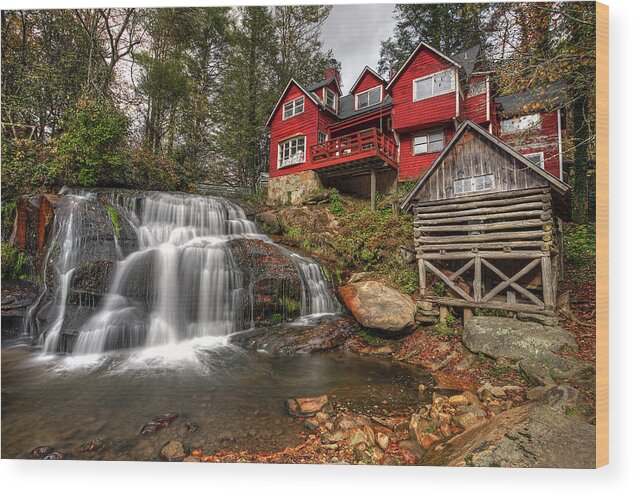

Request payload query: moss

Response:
[271,313,283,324]
[106,205,121,238]
[359,330,387,347]
[1,200,17,237]
[282,295,301,316]
[1,242,34,281]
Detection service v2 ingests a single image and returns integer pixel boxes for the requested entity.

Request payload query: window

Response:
[453,174,495,195]
[413,70,456,101]
[278,136,306,168]
[500,113,540,134]
[325,87,337,110]
[283,96,304,120]
[318,131,328,144]
[355,86,382,110]
[413,129,444,155]
[467,80,486,97]
[523,151,544,168]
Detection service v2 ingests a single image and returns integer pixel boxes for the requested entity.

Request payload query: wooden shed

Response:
[401,120,571,318]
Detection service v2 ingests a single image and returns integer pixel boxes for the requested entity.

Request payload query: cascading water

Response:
[37,191,340,355]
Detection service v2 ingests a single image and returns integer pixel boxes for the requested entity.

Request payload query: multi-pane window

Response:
[467,80,486,97]
[278,136,306,168]
[523,152,545,168]
[325,88,337,110]
[500,113,541,134]
[356,86,382,109]
[283,96,304,120]
[318,131,328,144]
[453,174,495,195]
[413,129,444,155]
[413,70,456,101]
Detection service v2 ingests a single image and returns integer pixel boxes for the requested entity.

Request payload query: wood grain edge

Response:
[595,0,609,469]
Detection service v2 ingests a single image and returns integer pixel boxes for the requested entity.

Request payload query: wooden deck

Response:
[310,128,398,175]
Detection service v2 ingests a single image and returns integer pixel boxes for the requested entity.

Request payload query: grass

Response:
[106,205,121,238]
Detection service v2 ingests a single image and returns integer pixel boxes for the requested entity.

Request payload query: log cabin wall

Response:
[413,186,558,315]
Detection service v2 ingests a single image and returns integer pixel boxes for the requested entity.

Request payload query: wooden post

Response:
[473,256,482,302]
[439,305,449,322]
[541,255,554,310]
[370,168,377,212]
[463,308,473,325]
[418,257,426,296]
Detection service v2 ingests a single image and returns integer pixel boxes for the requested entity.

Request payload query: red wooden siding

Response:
[398,126,455,181]
[353,70,385,97]
[499,110,561,178]
[390,48,459,132]
[465,76,489,125]
[269,83,321,178]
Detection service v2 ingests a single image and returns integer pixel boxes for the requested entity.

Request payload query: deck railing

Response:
[311,128,398,165]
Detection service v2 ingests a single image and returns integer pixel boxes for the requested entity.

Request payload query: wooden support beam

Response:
[414,193,550,214]
[415,240,546,252]
[415,187,549,207]
[449,258,475,281]
[414,230,546,244]
[416,251,544,260]
[416,209,547,226]
[423,296,555,316]
[415,218,548,233]
[418,258,426,296]
[423,260,474,301]
[541,255,555,310]
[481,257,543,306]
[370,168,377,212]
[474,256,482,302]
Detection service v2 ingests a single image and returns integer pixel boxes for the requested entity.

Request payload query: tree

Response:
[378,3,487,76]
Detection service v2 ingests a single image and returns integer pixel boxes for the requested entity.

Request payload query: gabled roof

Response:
[401,120,571,211]
[265,79,322,127]
[451,45,481,77]
[349,66,386,94]
[496,81,568,116]
[386,41,462,90]
[306,76,342,96]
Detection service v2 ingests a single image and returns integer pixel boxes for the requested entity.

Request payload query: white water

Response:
[37,191,340,355]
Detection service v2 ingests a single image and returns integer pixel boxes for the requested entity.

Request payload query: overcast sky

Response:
[320,3,396,92]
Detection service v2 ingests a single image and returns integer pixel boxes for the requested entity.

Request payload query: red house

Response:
[266,42,566,208]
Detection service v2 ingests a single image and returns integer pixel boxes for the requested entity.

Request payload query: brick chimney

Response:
[325,66,341,84]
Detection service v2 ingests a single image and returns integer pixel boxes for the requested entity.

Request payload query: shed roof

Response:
[496,81,568,116]
[400,120,571,211]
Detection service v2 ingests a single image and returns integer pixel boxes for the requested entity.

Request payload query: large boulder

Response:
[276,205,339,236]
[462,316,577,360]
[339,280,416,333]
[424,402,596,468]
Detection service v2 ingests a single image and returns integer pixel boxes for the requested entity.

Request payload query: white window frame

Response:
[453,174,495,195]
[523,151,545,168]
[413,69,456,102]
[324,87,337,110]
[282,96,305,120]
[355,85,382,110]
[412,128,444,155]
[277,135,306,169]
[500,113,541,135]
[318,131,328,144]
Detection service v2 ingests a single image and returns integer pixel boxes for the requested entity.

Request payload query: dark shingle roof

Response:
[496,81,568,116]
[305,77,337,93]
[337,94,393,120]
[451,45,481,77]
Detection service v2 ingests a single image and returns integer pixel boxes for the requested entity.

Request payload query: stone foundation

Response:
[268,171,324,206]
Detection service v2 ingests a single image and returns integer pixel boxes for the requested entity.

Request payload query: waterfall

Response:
[34,191,340,355]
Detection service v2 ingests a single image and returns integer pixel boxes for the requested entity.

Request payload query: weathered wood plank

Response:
[422,296,554,316]
[415,241,546,252]
[415,201,548,219]
[449,258,476,281]
[418,258,426,296]
[415,186,549,207]
[415,230,546,244]
[416,251,545,260]
[474,256,482,301]
[414,194,551,214]
[415,218,547,233]
[416,209,547,225]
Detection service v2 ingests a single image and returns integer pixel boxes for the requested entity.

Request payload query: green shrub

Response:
[328,188,345,216]
[395,268,418,294]
[1,242,33,281]
[564,224,596,268]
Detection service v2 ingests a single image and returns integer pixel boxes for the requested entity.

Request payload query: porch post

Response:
[370,168,377,212]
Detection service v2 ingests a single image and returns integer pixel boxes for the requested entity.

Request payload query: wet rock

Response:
[462,316,578,360]
[160,441,186,462]
[425,403,596,468]
[227,238,303,325]
[231,315,358,355]
[339,281,416,333]
[285,395,331,418]
[184,421,199,434]
[43,449,66,460]
[139,413,179,434]
[77,438,105,453]
[31,446,54,459]
[257,210,281,232]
